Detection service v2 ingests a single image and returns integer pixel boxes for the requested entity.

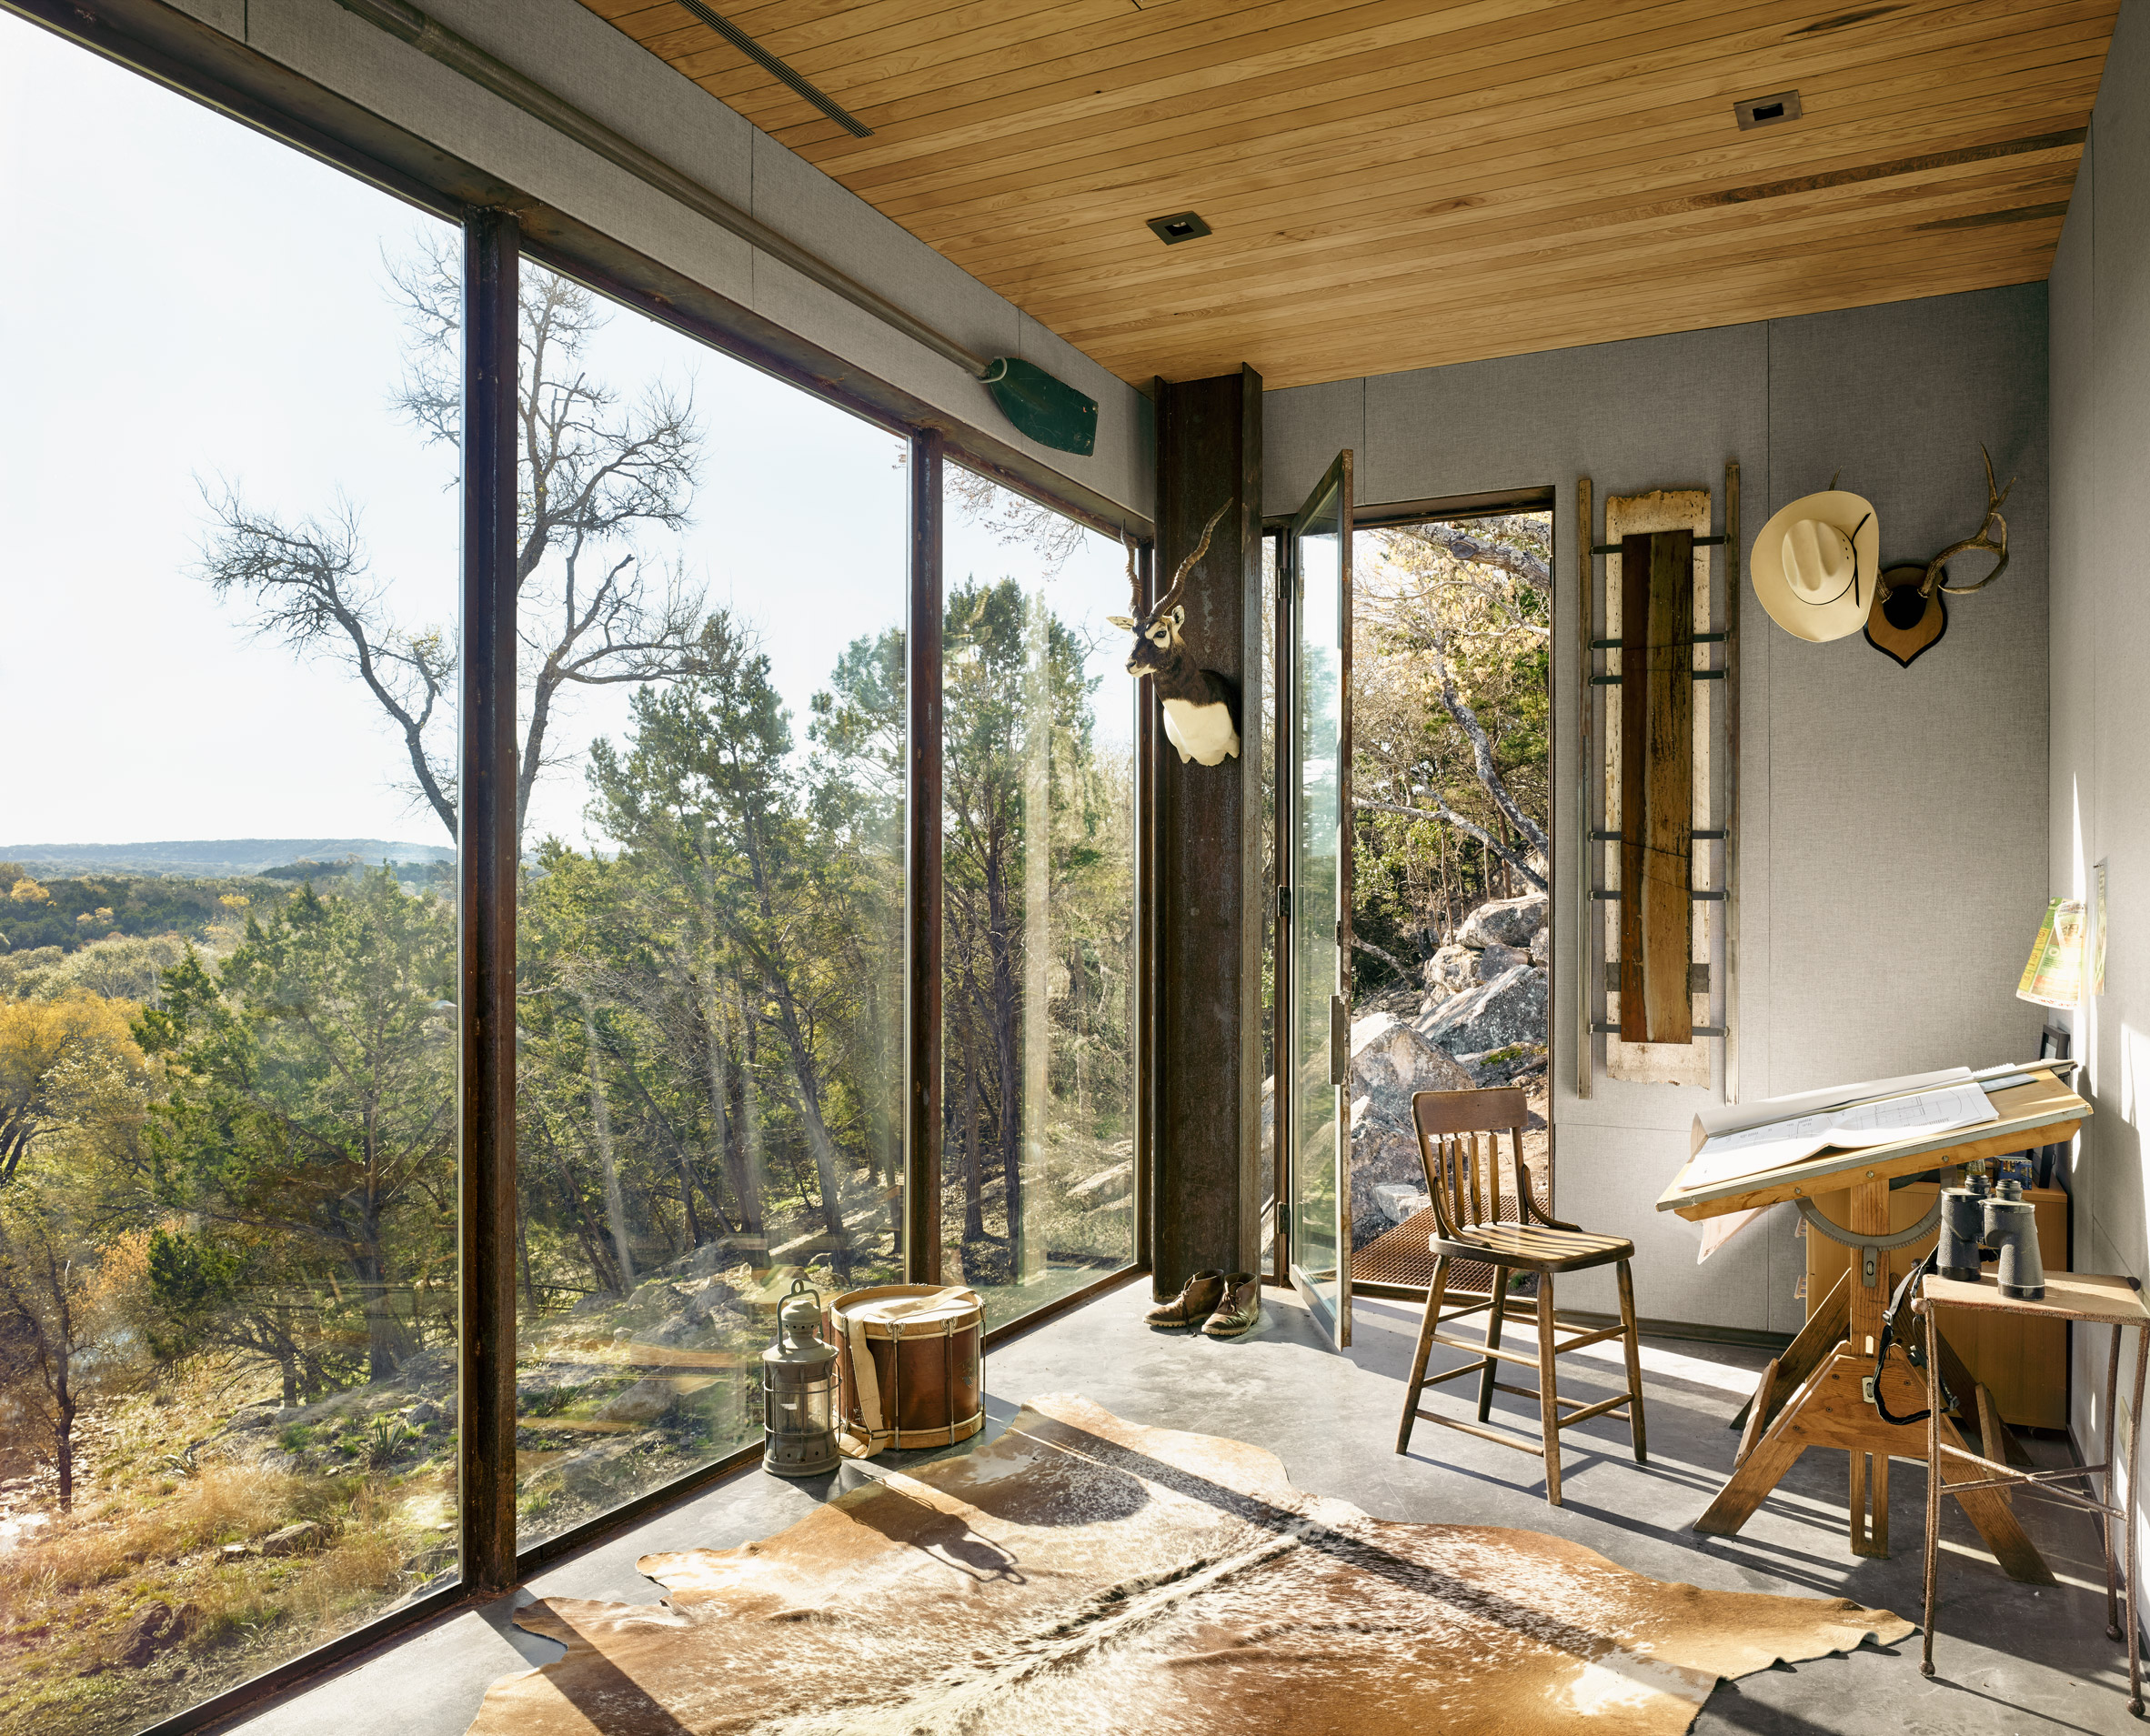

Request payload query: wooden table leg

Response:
[1923,1306,1942,1677]
[2107,1323,2125,1641]
[2126,1322,2146,1716]
[1731,1272,1849,1439]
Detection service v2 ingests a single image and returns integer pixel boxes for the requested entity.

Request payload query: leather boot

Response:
[1201,1273,1262,1339]
[1145,1269,1225,1329]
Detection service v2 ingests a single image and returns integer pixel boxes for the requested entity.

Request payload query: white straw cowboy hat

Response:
[1750,490,1881,643]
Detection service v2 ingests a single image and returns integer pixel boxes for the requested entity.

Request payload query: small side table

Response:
[1916,1269,2150,1714]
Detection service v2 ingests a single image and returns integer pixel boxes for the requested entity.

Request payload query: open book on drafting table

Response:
[1681,1066,2016,1262]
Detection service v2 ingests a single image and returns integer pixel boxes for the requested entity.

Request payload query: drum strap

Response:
[837,1286,979,1460]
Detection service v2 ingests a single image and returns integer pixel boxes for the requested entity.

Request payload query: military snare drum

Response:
[828,1284,984,1456]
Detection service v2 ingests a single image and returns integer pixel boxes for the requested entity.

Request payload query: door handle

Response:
[1329,993,1349,1086]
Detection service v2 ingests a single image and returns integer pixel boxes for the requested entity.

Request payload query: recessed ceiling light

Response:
[1733,90,1803,130]
[1146,210,1211,246]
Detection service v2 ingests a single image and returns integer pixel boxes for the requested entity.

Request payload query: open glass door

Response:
[1281,452,1353,1346]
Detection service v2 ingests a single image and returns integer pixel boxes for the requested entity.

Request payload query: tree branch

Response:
[1406,522,1550,593]
[1355,797,1546,891]
[1423,627,1552,864]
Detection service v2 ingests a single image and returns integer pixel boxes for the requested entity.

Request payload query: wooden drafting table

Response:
[1656,1066,2088,1579]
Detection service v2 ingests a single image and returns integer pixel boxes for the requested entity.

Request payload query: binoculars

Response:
[1938,1169,2045,1300]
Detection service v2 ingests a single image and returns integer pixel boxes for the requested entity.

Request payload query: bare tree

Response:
[197,236,713,845]
[947,465,1087,577]
[1354,517,1553,918]
[0,1184,92,1510]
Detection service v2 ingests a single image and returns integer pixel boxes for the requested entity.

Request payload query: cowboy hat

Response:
[1750,490,1881,643]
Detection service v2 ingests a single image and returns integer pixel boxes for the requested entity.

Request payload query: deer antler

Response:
[1153,502,1231,616]
[1920,445,2014,597]
[1121,532,1143,617]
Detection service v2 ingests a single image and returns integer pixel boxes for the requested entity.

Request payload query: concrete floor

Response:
[229,1277,2140,1735]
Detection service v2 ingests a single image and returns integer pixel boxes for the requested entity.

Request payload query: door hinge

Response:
[1278,886,1291,920]
[1329,993,1349,1086]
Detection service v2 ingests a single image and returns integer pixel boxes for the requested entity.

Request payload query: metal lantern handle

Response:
[780,1277,823,1350]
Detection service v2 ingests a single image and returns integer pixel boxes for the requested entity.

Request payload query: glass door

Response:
[1281,452,1354,1346]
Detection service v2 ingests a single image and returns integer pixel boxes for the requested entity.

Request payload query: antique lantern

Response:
[761,1278,839,1477]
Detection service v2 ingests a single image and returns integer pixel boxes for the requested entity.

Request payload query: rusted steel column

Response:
[1149,367,1264,1298]
[460,206,519,1596]
[906,429,944,1284]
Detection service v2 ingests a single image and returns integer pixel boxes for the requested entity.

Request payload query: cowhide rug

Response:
[469,1394,1910,1735]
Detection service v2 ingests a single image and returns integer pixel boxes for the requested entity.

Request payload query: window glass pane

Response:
[511,269,908,1549]
[941,468,1138,1329]
[1,20,459,1731]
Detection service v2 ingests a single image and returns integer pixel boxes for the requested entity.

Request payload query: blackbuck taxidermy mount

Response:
[1110,503,1241,767]
[1866,446,2014,667]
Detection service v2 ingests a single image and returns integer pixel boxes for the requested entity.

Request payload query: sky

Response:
[0,13,1132,855]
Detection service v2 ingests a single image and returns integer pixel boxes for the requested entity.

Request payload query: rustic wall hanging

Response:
[1864,447,2014,668]
[1576,465,1739,1098]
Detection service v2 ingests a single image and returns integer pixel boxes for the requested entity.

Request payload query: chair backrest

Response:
[1411,1087,1536,1239]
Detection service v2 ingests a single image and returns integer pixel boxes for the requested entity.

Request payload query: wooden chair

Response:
[1394,1087,1646,1504]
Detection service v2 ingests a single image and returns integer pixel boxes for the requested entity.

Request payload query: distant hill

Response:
[1,838,457,878]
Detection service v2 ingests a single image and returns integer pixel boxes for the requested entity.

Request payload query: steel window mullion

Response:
[461,206,520,1596]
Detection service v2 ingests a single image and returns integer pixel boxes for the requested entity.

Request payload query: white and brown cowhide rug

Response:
[471,1394,1910,1736]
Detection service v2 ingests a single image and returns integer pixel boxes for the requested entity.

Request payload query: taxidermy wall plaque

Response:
[1864,447,2013,668]
[1111,503,1241,766]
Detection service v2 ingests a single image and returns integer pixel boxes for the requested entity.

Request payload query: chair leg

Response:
[1537,1276,1562,1506]
[1398,1256,1451,1455]
[1478,1272,1506,1421]
[1616,1259,1648,1464]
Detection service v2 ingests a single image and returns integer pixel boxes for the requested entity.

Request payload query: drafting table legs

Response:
[1693,1194,2056,1585]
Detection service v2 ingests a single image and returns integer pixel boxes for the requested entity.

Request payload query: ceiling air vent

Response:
[1146,210,1212,246]
[1733,90,1803,130]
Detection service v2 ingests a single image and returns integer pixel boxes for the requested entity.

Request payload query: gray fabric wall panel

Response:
[1265,379,1364,514]
[160,0,245,33]
[187,0,1152,517]
[1266,290,2048,1333]
[1765,287,2051,1099]
[2051,0,2150,1475]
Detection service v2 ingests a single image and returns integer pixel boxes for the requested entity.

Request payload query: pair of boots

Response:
[1145,1270,1261,1338]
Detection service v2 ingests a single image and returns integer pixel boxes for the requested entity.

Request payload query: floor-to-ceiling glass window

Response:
[507,266,909,1548]
[940,468,1137,1328]
[0,17,461,1731]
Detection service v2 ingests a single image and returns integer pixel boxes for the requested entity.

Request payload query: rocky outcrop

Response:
[1420,963,1547,1058]
[594,1378,678,1425]
[1456,892,1547,951]
[1346,1014,1475,1249]
[1422,940,1526,1002]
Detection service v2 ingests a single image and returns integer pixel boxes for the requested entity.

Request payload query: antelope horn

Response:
[1920,444,2015,597]
[1153,502,1231,616]
[1121,532,1143,617]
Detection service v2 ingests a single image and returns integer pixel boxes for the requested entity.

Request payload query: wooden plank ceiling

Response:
[578,0,2114,390]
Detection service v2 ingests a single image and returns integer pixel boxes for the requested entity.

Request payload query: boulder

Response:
[680,1279,738,1324]
[594,1378,678,1425]
[115,1601,187,1667]
[1456,892,1548,951]
[1371,1181,1432,1227]
[260,1520,326,1557]
[1422,941,1525,1002]
[558,1439,641,1501]
[1345,1014,1474,1249]
[1529,926,1550,967]
[1419,966,1547,1057]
